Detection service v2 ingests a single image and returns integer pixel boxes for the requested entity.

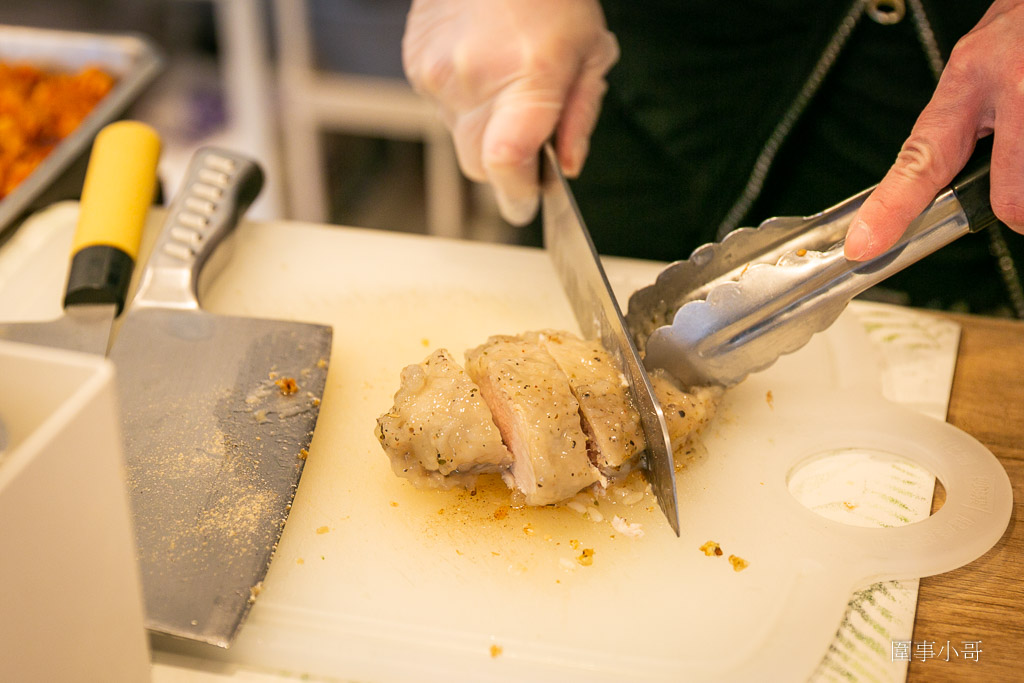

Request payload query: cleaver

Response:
[0,121,160,354]
[540,142,680,535]
[109,148,333,647]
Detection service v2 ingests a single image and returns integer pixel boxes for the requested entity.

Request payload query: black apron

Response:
[568,0,1023,315]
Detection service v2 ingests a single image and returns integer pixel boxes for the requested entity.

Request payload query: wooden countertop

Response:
[907,313,1024,682]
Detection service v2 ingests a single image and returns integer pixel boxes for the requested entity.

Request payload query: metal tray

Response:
[0,25,163,238]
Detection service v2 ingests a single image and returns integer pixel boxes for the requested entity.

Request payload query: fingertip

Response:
[494,187,539,226]
[844,219,872,261]
[559,136,589,178]
[484,141,541,225]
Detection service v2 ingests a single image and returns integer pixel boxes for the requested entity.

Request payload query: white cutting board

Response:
[168,217,1006,683]
[0,205,1010,682]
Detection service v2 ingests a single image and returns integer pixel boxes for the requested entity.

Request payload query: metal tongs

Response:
[626,140,997,387]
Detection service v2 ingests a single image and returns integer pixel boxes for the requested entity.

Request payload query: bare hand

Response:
[845,0,1024,261]
[403,0,619,225]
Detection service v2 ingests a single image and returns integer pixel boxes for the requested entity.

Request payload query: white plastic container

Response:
[0,340,149,682]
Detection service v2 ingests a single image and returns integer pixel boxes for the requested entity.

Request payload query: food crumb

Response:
[843,501,857,510]
[421,338,431,347]
[248,582,263,602]
[523,523,535,536]
[566,500,587,514]
[700,541,723,557]
[611,515,644,538]
[493,505,509,520]
[390,501,399,507]
[298,448,309,460]
[276,377,299,394]
[796,248,807,257]
[316,526,330,534]
[296,557,305,565]
[317,358,327,369]
[729,554,749,572]
[577,548,595,566]
[490,644,503,658]
[766,390,774,408]
[569,539,581,550]
[437,508,445,515]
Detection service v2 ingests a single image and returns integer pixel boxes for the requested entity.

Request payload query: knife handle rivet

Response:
[191,182,223,202]
[198,168,230,188]
[170,225,202,247]
[203,153,237,174]
[162,241,193,261]
[184,196,216,215]
[177,211,209,230]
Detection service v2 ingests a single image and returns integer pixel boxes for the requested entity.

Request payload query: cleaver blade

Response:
[540,142,680,535]
[109,148,332,647]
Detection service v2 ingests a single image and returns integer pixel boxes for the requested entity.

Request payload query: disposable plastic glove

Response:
[403,0,619,225]
[845,0,1024,261]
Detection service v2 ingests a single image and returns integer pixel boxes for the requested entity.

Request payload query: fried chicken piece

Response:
[465,336,602,505]
[524,330,645,472]
[375,349,511,490]
[649,369,723,455]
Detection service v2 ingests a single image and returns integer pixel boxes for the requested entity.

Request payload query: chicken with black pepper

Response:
[375,330,721,504]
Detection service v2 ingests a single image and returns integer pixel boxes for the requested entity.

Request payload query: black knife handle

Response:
[951,136,998,234]
[64,245,137,313]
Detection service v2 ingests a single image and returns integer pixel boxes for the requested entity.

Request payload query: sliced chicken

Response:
[375,330,723,508]
[375,349,512,490]
[524,330,645,472]
[464,336,602,505]
[649,369,723,456]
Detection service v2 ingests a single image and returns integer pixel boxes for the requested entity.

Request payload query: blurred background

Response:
[0,0,526,244]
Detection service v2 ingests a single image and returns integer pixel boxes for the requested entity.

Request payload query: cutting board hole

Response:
[931,478,946,514]
[786,448,940,528]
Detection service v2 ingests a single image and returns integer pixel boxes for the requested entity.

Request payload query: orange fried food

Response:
[0,63,115,199]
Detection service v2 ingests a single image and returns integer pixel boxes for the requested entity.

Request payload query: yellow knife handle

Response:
[64,120,161,313]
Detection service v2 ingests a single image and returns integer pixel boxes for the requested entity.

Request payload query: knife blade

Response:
[109,147,332,647]
[540,142,680,535]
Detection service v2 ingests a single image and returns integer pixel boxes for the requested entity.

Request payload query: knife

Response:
[0,121,160,354]
[540,142,680,535]
[109,147,333,647]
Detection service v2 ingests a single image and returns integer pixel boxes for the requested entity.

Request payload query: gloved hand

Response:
[845,0,1024,261]
[403,0,619,225]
